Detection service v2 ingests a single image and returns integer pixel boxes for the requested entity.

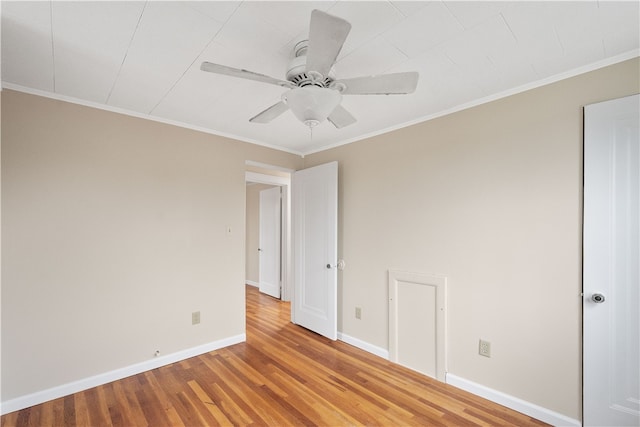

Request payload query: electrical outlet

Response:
[479,339,491,357]
[355,307,362,320]
[192,311,201,325]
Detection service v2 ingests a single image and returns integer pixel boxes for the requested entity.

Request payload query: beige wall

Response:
[0,90,302,401]
[0,89,3,406]
[304,58,639,419]
[245,183,275,284]
[2,57,638,419]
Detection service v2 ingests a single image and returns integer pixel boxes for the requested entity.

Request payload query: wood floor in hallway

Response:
[1,285,548,426]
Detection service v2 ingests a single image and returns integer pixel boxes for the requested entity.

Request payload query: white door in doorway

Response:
[259,186,281,299]
[584,94,639,426]
[292,162,338,340]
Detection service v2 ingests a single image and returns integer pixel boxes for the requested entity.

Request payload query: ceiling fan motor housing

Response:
[286,40,335,88]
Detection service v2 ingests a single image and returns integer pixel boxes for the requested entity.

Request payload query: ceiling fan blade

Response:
[201,62,294,88]
[328,104,357,129]
[334,72,419,95]
[306,10,352,78]
[249,101,290,124]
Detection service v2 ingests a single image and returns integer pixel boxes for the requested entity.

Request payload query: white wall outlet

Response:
[192,311,201,325]
[479,339,491,357]
[355,307,362,319]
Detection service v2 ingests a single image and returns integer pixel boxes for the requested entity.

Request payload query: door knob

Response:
[591,293,605,303]
[326,260,345,270]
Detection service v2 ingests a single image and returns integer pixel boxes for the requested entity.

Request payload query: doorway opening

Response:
[245,160,338,340]
[245,161,293,301]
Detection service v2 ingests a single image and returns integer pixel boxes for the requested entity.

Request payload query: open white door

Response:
[259,186,281,299]
[584,94,639,426]
[292,162,338,340]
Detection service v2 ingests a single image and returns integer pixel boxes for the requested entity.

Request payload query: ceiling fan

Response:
[200,9,419,129]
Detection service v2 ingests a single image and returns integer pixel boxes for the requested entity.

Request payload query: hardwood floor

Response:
[2,285,548,426]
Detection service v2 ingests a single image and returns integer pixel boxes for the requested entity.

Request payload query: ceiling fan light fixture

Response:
[283,86,342,128]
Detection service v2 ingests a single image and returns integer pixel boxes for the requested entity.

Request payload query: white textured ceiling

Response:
[2,1,639,155]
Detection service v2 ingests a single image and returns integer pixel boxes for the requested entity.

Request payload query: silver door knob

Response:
[591,293,605,303]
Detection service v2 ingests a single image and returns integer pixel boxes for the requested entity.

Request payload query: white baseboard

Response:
[246,280,259,287]
[445,373,581,427]
[337,332,389,360]
[1,334,246,415]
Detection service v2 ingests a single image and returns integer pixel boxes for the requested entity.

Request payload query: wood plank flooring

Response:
[2,285,549,426]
